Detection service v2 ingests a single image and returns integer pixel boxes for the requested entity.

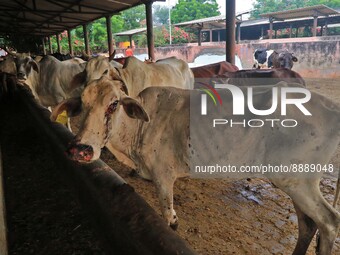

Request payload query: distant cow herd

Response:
[1,46,339,255]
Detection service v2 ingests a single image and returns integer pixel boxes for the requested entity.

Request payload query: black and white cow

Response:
[253,48,274,69]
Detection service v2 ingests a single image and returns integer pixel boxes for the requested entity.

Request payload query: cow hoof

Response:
[170,222,179,231]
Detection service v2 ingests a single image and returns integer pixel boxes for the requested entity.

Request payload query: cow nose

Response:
[67,143,94,162]
[17,72,26,80]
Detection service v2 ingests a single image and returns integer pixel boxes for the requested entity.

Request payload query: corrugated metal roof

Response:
[0,0,164,36]
[260,4,339,20]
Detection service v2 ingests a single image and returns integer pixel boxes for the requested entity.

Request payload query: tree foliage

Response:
[171,0,221,24]
[251,0,340,18]
[153,5,170,25]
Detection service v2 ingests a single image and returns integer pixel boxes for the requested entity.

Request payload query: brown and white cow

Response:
[71,56,194,97]
[53,76,340,255]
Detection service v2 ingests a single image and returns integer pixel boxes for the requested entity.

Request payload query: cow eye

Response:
[106,100,119,115]
[103,69,109,75]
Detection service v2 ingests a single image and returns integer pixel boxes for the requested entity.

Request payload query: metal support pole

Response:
[42,37,46,55]
[226,0,236,64]
[269,17,273,39]
[48,36,53,54]
[289,24,292,38]
[67,30,73,56]
[313,16,318,37]
[83,24,90,55]
[197,28,202,46]
[56,33,61,53]
[129,35,133,48]
[210,29,213,42]
[218,31,221,42]
[236,22,241,43]
[324,17,328,36]
[145,2,155,60]
[106,15,114,56]
[295,27,299,37]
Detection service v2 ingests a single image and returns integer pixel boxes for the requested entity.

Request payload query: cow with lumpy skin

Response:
[53,75,340,255]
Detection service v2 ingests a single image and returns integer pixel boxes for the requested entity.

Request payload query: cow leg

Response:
[154,177,178,230]
[292,202,317,255]
[285,181,340,255]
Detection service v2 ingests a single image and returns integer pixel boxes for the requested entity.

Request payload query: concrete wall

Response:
[116,36,340,78]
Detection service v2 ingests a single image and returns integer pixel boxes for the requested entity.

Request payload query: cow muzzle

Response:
[67,142,94,162]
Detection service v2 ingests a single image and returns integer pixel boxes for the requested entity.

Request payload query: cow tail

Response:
[333,168,340,209]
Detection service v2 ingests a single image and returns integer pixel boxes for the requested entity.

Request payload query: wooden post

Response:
[42,37,46,55]
[0,147,8,255]
[83,24,90,55]
[313,16,318,37]
[106,15,114,56]
[56,33,61,53]
[145,2,155,60]
[67,30,73,56]
[48,36,53,54]
[226,0,236,64]
[269,17,274,39]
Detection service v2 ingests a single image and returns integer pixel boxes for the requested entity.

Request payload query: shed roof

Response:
[114,27,147,36]
[0,0,163,36]
[260,4,339,20]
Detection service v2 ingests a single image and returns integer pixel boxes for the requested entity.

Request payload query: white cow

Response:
[52,76,340,255]
[71,56,194,97]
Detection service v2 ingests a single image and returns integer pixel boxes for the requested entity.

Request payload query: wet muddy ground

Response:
[1,78,339,254]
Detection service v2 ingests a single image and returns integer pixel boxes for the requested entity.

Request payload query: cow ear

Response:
[120,97,149,122]
[50,97,82,122]
[292,56,298,62]
[70,70,86,91]
[30,60,39,73]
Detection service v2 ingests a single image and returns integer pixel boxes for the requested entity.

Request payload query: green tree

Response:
[251,0,340,19]
[153,5,170,25]
[171,0,221,24]
[121,5,146,30]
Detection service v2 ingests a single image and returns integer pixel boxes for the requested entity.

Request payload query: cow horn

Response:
[5,46,17,56]
[108,50,116,61]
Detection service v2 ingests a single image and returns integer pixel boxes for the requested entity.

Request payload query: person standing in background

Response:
[125,45,133,57]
